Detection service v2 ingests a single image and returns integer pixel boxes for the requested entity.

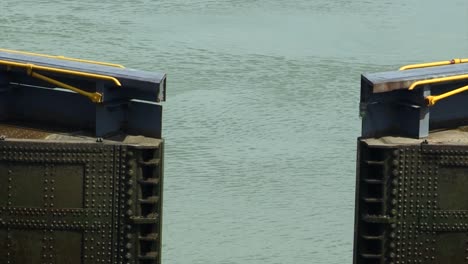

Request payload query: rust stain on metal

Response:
[372,80,415,93]
[0,124,51,139]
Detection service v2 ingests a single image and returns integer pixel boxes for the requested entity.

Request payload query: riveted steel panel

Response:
[0,138,163,264]
[355,141,468,264]
[0,229,7,263]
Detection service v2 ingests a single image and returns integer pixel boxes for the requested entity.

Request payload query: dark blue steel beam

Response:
[1,85,163,138]
[361,65,468,139]
[127,100,162,139]
[0,73,10,121]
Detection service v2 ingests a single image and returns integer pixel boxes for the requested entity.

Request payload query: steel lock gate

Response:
[0,140,163,264]
[355,142,468,263]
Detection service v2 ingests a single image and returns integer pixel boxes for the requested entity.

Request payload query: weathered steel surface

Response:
[0,134,163,264]
[354,134,468,263]
[360,65,468,139]
[0,123,51,139]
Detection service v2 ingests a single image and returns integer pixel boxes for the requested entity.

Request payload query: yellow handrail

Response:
[0,59,122,103]
[408,74,468,91]
[426,85,468,106]
[400,58,468,70]
[30,72,103,103]
[0,48,125,68]
[0,59,122,86]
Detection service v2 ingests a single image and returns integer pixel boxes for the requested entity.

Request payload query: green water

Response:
[1,1,467,263]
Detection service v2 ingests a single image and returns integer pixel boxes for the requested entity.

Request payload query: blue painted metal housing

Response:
[0,50,166,138]
[361,63,468,138]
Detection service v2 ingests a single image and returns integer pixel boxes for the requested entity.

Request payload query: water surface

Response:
[1,1,467,263]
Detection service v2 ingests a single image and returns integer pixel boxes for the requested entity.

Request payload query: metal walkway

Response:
[0,49,166,138]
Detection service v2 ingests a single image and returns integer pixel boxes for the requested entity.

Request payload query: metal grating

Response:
[0,139,163,264]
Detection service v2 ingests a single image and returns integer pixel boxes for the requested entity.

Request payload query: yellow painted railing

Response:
[0,60,121,86]
[0,48,125,68]
[401,57,468,106]
[408,74,468,91]
[425,85,468,106]
[400,58,468,70]
[409,74,468,106]
[0,59,122,103]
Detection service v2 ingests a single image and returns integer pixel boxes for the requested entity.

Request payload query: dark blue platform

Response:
[0,50,166,138]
